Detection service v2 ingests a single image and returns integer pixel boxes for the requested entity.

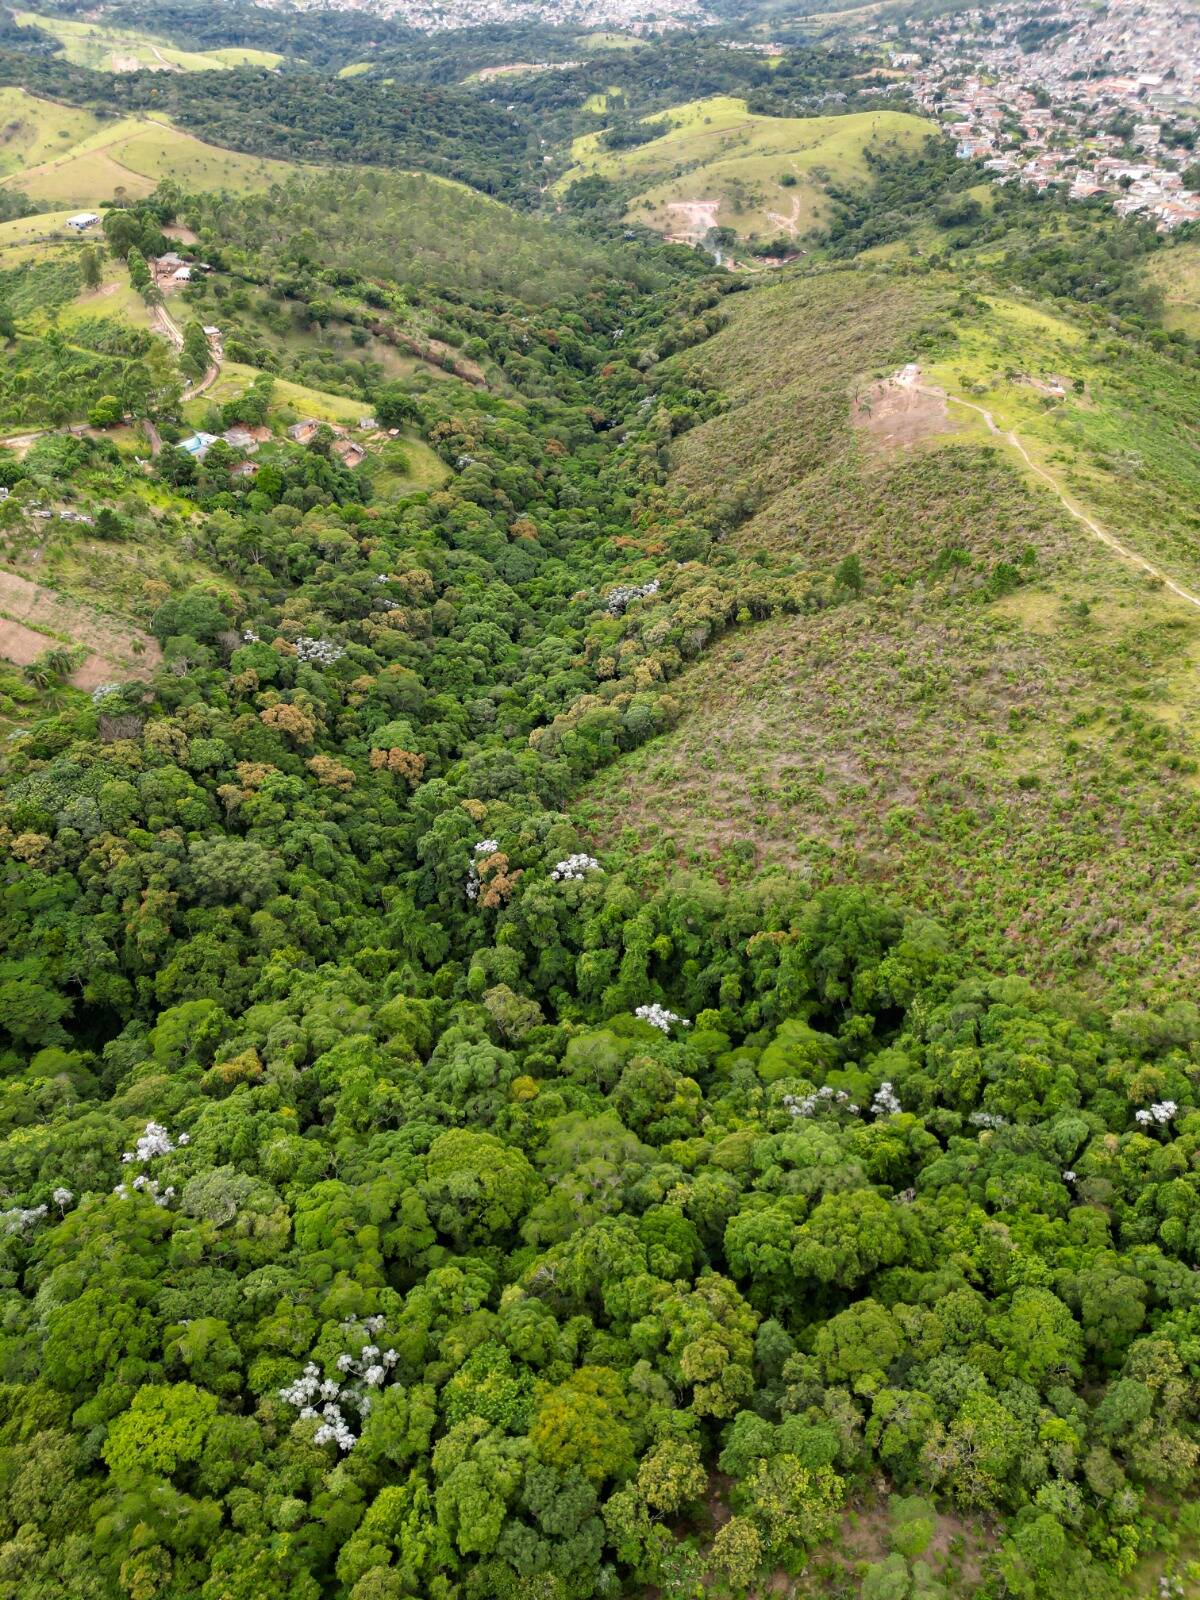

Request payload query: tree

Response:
[374,382,421,429]
[792,1189,910,1289]
[102,209,141,258]
[709,1517,763,1591]
[835,552,865,592]
[80,244,103,289]
[988,1287,1083,1388]
[815,1299,904,1392]
[635,1438,706,1514]
[103,1382,218,1486]
[739,1456,844,1571]
[421,1129,542,1245]
[529,1367,636,1483]
[182,320,211,381]
[88,394,123,428]
[127,246,152,293]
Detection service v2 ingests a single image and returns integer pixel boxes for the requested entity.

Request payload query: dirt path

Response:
[765,193,802,236]
[0,430,47,455]
[905,371,1200,614]
[149,45,183,72]
[152,301,183,352]
[192,355,220,396]
[152,304,221,396]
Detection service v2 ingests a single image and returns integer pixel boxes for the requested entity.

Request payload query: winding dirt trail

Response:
[909,375,1200,614]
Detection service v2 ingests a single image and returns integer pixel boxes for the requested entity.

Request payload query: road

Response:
[152,301,183,353]
[910,376,1200,615]
[153,300,222,397]
[2,302,222,460]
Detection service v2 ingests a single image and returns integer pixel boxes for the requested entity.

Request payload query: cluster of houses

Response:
[177,417,372,473]
[867,0,1200,232]
[152,251,212,290]
[177,422,271,466]
[380,0,707,32]
[286,419,366,468]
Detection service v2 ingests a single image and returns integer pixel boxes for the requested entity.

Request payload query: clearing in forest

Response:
[852,365,958,449]
[0,564,161,688]
[556,96,934,243]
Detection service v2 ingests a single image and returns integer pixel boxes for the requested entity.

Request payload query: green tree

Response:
[102,1382,218,1486]
[80,243,103,289]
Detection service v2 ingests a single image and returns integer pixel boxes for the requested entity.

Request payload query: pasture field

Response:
[0,86,105,178]
[577,30,647,49]
[557,96,934,242]
[183,363,365,429]
[1143,239,1200,335]
[0,110,301,205]
[13,10,283,71]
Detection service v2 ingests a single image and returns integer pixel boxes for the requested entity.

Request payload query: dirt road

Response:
[898,368,1200,614]
[0,430,47,455]
[152,302,221,396]
[152,302,183,352]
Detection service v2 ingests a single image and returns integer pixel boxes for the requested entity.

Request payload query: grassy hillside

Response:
[1143,239,1200,336]
[580,268,1200,1001]
[13,11,283,72]
[557,96,934,245]
[0,84,106,178]
[0,104,302,205]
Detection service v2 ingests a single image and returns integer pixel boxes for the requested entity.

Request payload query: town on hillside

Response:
[873,0,1200,232]
[260,0,710,30]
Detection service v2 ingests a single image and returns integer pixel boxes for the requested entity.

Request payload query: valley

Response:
[0,6,1196,1600]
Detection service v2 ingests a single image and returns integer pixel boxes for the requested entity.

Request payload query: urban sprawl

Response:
[876,0,1200,232]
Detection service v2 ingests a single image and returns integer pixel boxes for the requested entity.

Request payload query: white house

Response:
[66,213,100,231]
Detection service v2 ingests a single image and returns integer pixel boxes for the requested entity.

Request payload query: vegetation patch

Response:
[580,269,1200,1000]
[0,109,302,206]
[12,10,284,73]
[558,96,934,246]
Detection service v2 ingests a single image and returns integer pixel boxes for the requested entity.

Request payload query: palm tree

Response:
[41,646,77,680]
[24,646,78,690]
